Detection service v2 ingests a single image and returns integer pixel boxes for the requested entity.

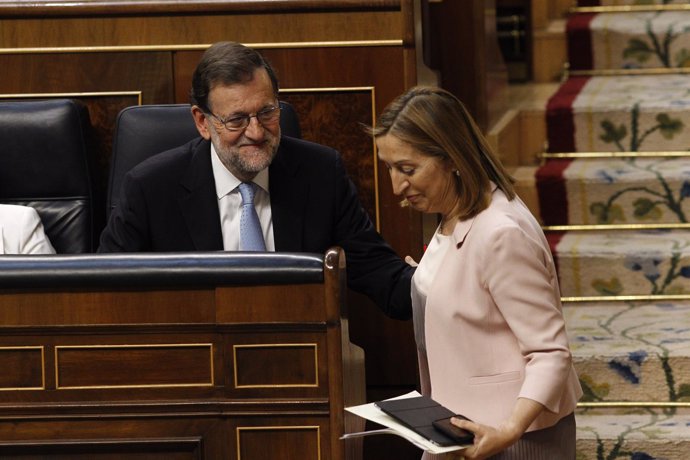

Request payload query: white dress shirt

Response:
[210,144,275,251]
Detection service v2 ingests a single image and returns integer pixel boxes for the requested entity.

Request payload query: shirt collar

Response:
[211,143,270,198]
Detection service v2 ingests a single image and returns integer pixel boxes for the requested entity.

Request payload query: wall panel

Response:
[0,13,402,47]
[0,52,173,103]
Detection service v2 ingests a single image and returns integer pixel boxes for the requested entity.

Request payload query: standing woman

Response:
[372,87,582,460]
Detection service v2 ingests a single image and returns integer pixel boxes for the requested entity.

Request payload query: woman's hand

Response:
[449,418,519,460]
[450,398,545,459]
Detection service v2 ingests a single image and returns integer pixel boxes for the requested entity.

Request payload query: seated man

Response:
[99,41,413,319]
[0,204,55,254]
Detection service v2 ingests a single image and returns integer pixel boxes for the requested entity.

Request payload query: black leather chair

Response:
[0,99,94,253]
[106,101,301,218]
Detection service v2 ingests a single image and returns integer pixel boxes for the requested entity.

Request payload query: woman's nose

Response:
[390,173,407,196]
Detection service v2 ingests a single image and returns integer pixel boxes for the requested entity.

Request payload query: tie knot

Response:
[238,182,256,205]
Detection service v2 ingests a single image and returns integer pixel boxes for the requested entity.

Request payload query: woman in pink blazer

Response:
[372,87,582,459]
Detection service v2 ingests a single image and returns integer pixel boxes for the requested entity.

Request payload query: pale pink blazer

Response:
[416,187,582,433]
[0,204,55,255]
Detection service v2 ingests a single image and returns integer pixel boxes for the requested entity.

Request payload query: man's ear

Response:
[191,106,212,140]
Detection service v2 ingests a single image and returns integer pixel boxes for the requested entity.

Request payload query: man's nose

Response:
[244,116,265,138]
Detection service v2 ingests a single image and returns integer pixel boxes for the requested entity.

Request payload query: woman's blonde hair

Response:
[370,86,515,219]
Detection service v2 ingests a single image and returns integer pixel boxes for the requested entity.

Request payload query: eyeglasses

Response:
[206,105,281,131]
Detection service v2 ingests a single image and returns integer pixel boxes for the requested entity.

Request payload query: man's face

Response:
[192,68,281,182]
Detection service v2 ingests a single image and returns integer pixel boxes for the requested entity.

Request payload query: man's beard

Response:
[211,130,279,178]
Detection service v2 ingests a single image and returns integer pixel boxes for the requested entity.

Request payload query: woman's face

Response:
[376,133,458,216]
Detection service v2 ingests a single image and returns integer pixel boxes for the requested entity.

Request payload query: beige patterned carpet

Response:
[544,2,690,459]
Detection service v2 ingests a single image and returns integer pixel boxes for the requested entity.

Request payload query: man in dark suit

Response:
[99,41,413,319]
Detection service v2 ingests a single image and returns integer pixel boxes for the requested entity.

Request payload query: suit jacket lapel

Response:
[270,142,307,251]
[179,139,224,250]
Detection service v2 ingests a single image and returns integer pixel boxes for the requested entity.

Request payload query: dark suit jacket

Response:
[99,136,412,319]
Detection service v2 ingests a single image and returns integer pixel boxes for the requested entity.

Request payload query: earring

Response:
[454,170,460,176]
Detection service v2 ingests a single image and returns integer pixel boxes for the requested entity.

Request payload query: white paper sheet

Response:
[341,391,467,455]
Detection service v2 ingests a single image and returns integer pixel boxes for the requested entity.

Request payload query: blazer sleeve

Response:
[8,206,56,255]
[331,153,414,320]
[484,224,573,413]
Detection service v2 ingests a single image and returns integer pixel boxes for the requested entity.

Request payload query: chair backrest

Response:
[0,99,94,253]
[106,101,301,217]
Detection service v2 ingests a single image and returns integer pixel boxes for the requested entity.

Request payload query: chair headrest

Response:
[0,99,91,198]
[0,99,93,253]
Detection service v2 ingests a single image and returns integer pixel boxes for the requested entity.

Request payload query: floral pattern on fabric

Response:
[560,4,690,458]
[568,301,690,459]
[558,157,690,225]
[565,302,690,402]
[572,75,690,152]
[554,230,690,296]
[589,11,690,69]
[576,410,690,460]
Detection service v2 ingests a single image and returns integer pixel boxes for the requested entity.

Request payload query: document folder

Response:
[374,395,462,447]
[342,391,469,454]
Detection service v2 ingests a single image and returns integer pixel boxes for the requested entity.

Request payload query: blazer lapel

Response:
[270,143,307,251]
[451,216,475,249]
[451,185,498,249]
[179,140,224,251]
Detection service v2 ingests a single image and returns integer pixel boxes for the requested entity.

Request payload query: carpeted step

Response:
[546,74,690,153]
[568,10,690,71]
[548,229,690,297]
[564,301,690,402]
[576,409,690,460]
[536,155,690,226]
[546,3,690,458]
[566,300,690,458]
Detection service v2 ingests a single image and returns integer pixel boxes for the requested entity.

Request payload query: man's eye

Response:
[226,116,247,125]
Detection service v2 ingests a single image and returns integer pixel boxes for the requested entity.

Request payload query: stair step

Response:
[532,0,574,30]
[576,410,690,460]
[536,156,690,226]
[532,19,568,82]
[568,11,690,71]
[550,229,690,297]
[565,302,690,402]
[540,3,690,458]
[546,74,690,153]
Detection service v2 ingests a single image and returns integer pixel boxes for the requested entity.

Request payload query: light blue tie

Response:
[238,182,266,251]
